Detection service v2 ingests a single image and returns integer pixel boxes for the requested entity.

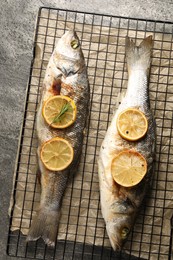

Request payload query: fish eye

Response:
[71,39,79,49]
[121,227,130,239]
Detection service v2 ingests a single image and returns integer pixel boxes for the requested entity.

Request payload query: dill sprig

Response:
[50,102,70,125]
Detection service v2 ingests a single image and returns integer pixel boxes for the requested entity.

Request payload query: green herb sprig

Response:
[50,102,70,125]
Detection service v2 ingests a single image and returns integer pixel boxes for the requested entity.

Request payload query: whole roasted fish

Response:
[26,30,89,246]
[98,36,155,250]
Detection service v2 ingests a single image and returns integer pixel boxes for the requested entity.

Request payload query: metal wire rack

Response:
[7,7,173,260]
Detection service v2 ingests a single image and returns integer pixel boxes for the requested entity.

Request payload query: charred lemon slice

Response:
[41,137,74,171]
[111,150,147,187]
[117,108,148,141]
[42,95,77,129]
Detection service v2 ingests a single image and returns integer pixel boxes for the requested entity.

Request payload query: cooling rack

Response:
[7,7,173,260]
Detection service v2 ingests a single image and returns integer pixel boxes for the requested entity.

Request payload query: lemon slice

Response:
[117,108,148,141]
[41,137,74,171]
[111,150,147,187]
[42,95,77,129]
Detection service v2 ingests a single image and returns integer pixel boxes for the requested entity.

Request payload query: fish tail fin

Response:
[26,208,60,247]
[125,35,153,74]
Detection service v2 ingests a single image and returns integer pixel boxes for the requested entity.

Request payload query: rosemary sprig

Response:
[50,102,70,125]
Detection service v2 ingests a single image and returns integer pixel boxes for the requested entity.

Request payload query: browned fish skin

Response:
[26,31,90,247]
[98,36,155,250]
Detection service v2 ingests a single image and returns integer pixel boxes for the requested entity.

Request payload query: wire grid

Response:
[7,7,173,260]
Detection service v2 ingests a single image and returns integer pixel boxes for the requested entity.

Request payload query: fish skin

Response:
[98,36,155,250]
[26,31,90,247]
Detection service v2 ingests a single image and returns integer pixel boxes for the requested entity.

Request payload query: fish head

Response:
[53,30,84,77]
[102,196,137,251]
[106,213,135,250]
[58,30,82,57]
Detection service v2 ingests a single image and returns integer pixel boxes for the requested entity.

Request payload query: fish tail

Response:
[125,35,153,74]
[26,208,60,247]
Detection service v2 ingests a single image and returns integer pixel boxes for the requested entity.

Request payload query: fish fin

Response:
[125,35,153,73]
[26,208,60,247]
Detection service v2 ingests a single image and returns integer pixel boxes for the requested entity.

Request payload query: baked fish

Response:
[98,36,155,250]
[26,30,89,246]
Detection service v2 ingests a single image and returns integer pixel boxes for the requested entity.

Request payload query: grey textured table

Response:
[0,1,173,259]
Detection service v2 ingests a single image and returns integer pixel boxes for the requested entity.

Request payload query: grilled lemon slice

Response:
[41,137,74,171]
[42,95,77,129]
[111,150,147,187]
[117,108,148,141]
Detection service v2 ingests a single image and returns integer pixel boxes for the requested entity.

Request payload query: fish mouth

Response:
[106,229,122,251]
[110,238,122,251]
[62,30,79,42]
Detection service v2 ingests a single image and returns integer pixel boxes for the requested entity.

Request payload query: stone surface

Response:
[0,0,173,259]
